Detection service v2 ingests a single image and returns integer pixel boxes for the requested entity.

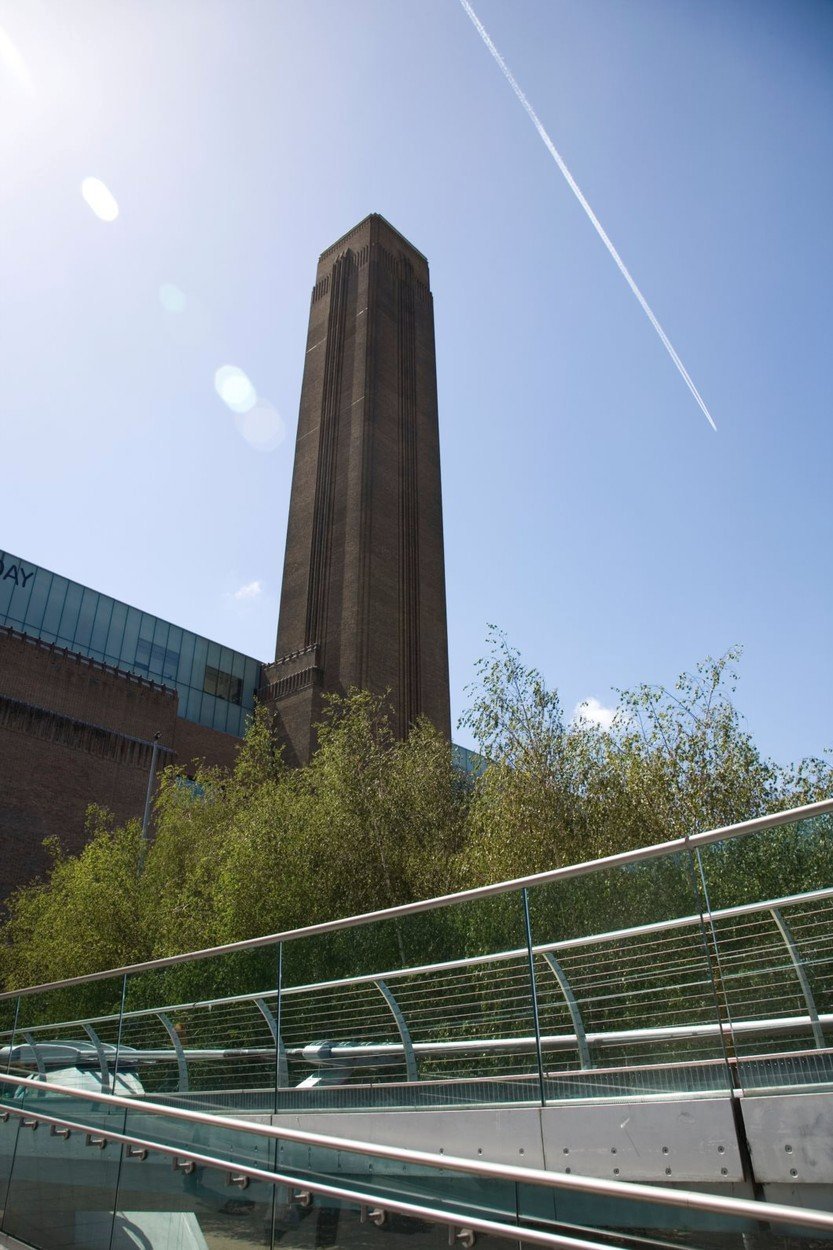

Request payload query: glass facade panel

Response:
[0,550,262,737]
[40,575,67,638]
[57,581,83,646]
[90,594,113,656]
[105,601,127,662]
[0,553,37,622]
[74,587,98,649]
[23,569,50,633]
[121,606,140,663]
[177,630,195,685]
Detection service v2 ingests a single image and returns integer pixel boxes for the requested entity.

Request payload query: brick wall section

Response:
[0,724,153,896]
[0,626,178,744]
[173,717,241,772]
[0,628,242,900]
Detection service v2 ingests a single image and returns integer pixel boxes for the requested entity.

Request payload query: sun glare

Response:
[214,365,258,414]
[0,25,33,92]
[81,177,119,223]
[235,401,285,452]
[159,283,187,313]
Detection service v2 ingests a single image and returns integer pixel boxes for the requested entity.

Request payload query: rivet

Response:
[790,1169,798,1178]
[718,1145,725,1154]
[661,1147,669,1155]
[610,1147,617,1154]
[565,1167,571,1175]
[519,1148,524,1155]
[613,1168,619,1176]
[721,1167,728,1176]
[665,1168,672,1176]
[785,1145,793,1154]
[477,1148,482,1155]
[562,1148,569,1155]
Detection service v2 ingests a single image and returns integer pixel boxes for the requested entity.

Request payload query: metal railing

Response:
[1,798,831,1108]
[3,796,831,997]
[2,1070,833,1240]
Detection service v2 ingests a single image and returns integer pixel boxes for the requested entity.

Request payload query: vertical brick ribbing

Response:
[397,262,421,736]
[305,251,352,653]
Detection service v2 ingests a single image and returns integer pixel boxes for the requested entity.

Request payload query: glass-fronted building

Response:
[0,550,262,737]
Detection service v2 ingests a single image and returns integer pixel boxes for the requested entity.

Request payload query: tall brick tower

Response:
[263,214,451,765]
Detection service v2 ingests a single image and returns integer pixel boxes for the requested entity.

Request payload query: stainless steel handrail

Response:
[2,1070,833,1234]
[2,796,830,1000]
[7,1009,827,1067]
[0,1105,605,1250]
[4,881,829,1039]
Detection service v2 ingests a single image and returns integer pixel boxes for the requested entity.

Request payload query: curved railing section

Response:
[0,798,831,1110]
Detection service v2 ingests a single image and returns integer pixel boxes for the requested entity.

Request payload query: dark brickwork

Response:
[0,627,240,899]
[266,215,451,764]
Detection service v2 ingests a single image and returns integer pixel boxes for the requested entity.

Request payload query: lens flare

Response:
[214,365,257,414]
[234,401,285,452]
[159,283,187,314]
[0,24,33,92]
[81,177,119,223]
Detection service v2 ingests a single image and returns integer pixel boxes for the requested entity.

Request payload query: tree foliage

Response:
[1,638,830,992]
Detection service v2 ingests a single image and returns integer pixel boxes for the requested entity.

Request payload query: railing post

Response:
[254,997,289,1088]
[541,953,592,1070]
[375,980,418,1082]
[521,888,546,1107]
[4,997,20,1075]
[111,974,128,1095]
[81,1023,109,1088]
[157,1013,188,1093]
[770,907,826,1050]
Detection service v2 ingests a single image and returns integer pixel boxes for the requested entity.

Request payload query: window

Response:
[135,637,180,683]
[203,665,242,705]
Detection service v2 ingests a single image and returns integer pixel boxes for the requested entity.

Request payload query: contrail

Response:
[458,0,717,431]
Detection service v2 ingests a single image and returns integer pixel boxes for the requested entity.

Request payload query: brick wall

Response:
[0,628,242,900]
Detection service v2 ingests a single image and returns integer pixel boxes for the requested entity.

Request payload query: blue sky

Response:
[1,0,831,765]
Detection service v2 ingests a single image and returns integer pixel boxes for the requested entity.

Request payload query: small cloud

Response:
[574,697,617,731]
[233,580,263,602]
[81,176,119,222]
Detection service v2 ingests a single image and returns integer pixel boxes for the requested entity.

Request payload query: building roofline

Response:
[319,213,429,266]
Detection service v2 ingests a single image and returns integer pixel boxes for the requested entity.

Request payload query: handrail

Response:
[2,1070,833,1233]
[6,1011,829,1068]
[0,1107,605,1250]
[4,880,830,1038]
[2,796,830,1001]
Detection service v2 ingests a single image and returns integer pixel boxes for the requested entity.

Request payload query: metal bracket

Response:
[292,1189,312,1208]
[542,952,593,1070]
[254,997,289,1087]
[361,1206,387,1227]
[157,1012,189,1093]
[50,1124,71,1139]
[375,980,418,1082]
[770,907,826,1049]
[85,1133,106,1149]
[126,1144,148,1160]
[21,1031,45,1079]
[449,1228,476,1247]
[227,1173,250,1189]
[82,1022,110,1087]
[21,1118,38,1130]
[172,1157,196,1174]
[0,1110,10,1122]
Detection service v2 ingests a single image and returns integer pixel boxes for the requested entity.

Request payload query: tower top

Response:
[318,214,430,282]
